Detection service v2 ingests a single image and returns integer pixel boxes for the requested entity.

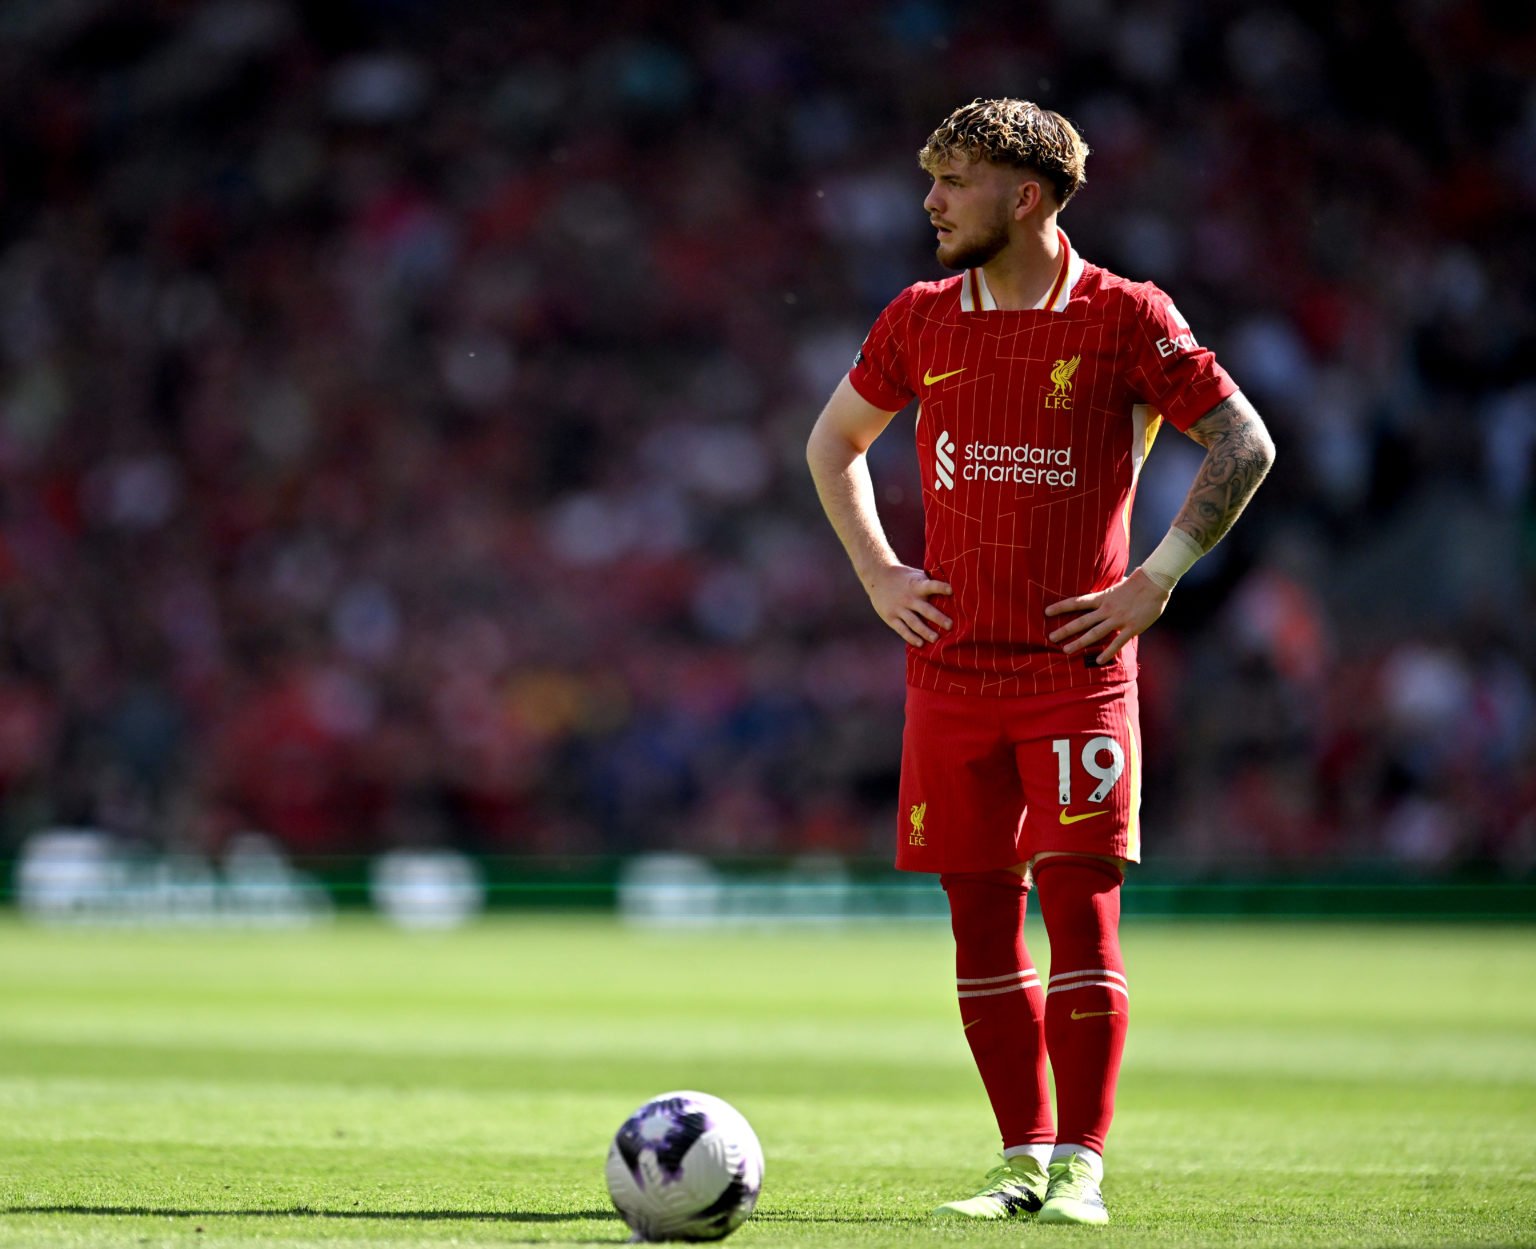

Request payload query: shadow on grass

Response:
[6,1206,932,1233]
[6,1206,616,1223]
[753,1212,930,1225]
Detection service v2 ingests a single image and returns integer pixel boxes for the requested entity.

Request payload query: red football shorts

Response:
[896,682,1143,873]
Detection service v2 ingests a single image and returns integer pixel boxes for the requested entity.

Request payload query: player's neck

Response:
[978,222,1062,311]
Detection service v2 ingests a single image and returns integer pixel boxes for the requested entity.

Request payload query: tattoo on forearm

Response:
[1175,393,1276,553]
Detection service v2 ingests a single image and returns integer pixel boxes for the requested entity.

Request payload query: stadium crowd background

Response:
[0,0,1532,879]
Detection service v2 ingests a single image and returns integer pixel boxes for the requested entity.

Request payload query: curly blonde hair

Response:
[919,98,1089,208]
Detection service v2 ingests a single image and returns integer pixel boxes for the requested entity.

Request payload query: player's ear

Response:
[1014,177,1043,220]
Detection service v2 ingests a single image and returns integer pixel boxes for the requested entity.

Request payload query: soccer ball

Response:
[604,1090,764,1242]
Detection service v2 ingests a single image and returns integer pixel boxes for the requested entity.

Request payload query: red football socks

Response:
[940,869,1054,1149]
[1032,855,1128,1156]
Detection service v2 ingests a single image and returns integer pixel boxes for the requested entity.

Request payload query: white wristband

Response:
[1138,527,1204,593]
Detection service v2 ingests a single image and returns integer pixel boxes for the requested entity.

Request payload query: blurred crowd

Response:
[0,0,1533,876]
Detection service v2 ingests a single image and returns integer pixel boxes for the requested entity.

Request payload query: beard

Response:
[935,212,1011,271]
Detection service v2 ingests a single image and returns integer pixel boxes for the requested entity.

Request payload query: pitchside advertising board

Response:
[5,835,945,926]
[9,829,485,928]
[10,837,1526,924]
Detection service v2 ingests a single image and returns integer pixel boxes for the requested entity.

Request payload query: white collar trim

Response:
[961,230,1084,313]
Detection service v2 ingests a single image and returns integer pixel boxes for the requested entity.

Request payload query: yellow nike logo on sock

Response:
[1058,809,1107,824]
[1070,1009,1120,1020]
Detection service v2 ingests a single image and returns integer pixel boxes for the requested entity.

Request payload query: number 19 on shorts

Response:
[1052,736,1126,805]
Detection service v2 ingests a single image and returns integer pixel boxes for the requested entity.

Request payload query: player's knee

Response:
[940,867,1032,894]
[1029,852,1124,887]
[939,868,1029,957]
[1031,855,1124,965]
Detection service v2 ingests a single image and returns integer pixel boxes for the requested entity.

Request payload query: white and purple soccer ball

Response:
[604,1091,764,1242]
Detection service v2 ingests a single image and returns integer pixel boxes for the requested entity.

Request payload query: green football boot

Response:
[1037,1153,1110,1225]
[932,1154,1047,1220]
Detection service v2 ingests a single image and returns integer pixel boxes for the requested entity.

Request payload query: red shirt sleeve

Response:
[1125,283,1238,432]
[848,287,917,412]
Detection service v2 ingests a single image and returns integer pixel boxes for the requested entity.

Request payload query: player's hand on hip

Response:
[865,564,953,647]
[1045,568,1170,665]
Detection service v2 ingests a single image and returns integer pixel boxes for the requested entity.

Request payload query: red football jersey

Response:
[848,231,1238,697]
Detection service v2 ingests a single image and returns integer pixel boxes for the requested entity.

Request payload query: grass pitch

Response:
[0,912,1533,1248]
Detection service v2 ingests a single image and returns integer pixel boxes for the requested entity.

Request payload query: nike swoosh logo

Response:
[923,367,966,386]
[1070,1009,1119,1020]
[963,1019,980,1032]
[1058,809,1108,825]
